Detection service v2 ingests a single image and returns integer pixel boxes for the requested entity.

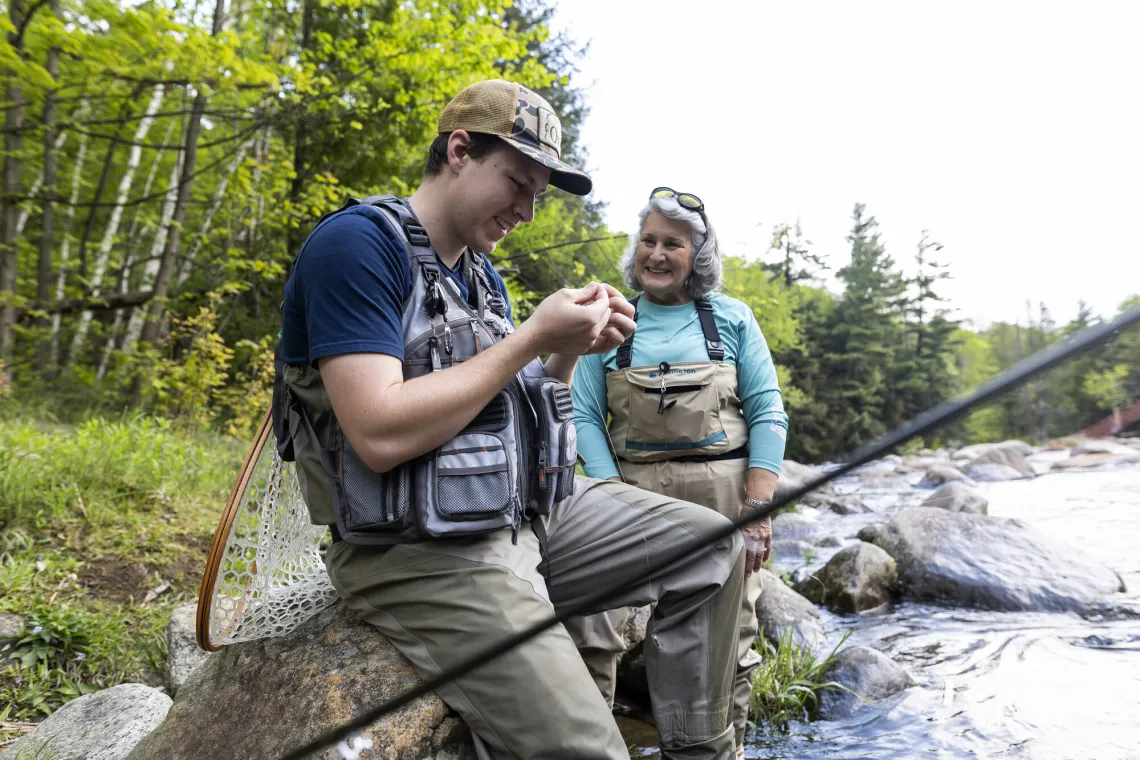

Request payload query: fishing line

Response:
[281,306,1140,760]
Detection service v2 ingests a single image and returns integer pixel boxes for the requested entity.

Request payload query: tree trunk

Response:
[68,84,166,362]
[34,0,62,372]
[135,0,227,356]
[118,153,183,363]
[16,124,71,239]
[0,0,28,363]
[48,102,90,369]
[175,138,250,289]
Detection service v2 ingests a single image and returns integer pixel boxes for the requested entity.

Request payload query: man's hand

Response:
[582,283,636,355]
[518,283,612,355]
[741,515,772,576]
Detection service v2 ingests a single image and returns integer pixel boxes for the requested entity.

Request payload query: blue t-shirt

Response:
[280,204,513,366]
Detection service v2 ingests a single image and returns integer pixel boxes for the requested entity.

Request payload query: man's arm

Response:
[323,284,626,473]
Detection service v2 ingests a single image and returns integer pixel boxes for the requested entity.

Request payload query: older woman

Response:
[566,188,789,755]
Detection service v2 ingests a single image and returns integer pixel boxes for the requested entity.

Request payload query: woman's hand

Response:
[740,515,772,576]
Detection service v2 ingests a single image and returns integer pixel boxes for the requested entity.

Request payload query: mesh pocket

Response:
[339,440,407,530]
[437,466,511,517]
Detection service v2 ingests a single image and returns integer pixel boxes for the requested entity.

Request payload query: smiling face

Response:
[448,133,551,254]
[635,210,696,305]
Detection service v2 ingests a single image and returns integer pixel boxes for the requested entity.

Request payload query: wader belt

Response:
[615,296,724,369]
[618,446,749,465]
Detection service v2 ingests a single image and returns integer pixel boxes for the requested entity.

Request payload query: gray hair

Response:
[618,195,722,300]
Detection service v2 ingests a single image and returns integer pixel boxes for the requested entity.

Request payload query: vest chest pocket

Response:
[623,363,729,456]
[433,434,514,520]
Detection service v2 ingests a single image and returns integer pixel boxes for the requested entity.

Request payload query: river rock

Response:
[0,612,21,639]
[616,605,652,650]
[859,508,1126,613]
[755,569,825,651]
[918,465,971,488]
[1,684,171,760]
[802,491,870,515]
[793,543,897,614]
[920,482,988,514]
[166,603,209,695]
[857,460,898,478]
[1050,452,1136,470]
[969,445,1036,477]
[776,459,833,503]
[967,462,1026,482]
[816,647,914,720]
[1073,440,1140,457]
[124,603,472,760]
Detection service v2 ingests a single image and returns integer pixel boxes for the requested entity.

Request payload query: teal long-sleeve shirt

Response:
[571,292,789,481]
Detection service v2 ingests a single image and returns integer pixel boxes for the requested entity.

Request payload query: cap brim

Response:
[499,137,593,196]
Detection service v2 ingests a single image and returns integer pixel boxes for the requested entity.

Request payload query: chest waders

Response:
[604,297,750,490]
[271,195,577,546]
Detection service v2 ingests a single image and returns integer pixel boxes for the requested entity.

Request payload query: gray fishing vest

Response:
[273,195,577,545]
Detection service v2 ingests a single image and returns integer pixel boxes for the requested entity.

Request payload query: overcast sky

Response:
[551,0,1140,329]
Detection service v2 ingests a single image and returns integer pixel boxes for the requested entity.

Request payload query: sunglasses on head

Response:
[650,187,708,230]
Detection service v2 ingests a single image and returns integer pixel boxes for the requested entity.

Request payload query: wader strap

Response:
[694,297,725,361]
[615,295,725,369]
[614,296,641,369]
[330,523,343,543]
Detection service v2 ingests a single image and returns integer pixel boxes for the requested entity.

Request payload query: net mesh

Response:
[206,435,338,648]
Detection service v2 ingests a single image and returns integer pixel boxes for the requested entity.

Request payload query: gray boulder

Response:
[802,491,870,515]
[970,445,1035,477]
[1053,452,1140,470]
[967,463,1026,482]
[921,482,989,514]
[776,459,832,503]
[772,512,819,542]
[755,569,825,652]
[166,603,209,695]
[1,684,171,760]
[1072,440,1139,457]
[794,542,897,614]
[0,612,21,639]
[125,603,471,760]
[616,605,652,650]
[859,508,1125,613]
[918,465,970,488]
[816,647,914,720]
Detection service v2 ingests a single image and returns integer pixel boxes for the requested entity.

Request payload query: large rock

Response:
[125,603,471,760]
[801,491,870,515]
[1,684,171,760]
[776,459,832,503]
[859,508,1125,613]
[772,512,819,542]
[920,482,988,514]
[969,445,1035,477]
[616,605,652,650]
[966,462,1026,482]
[794,542,897,614]
[1073,440,1140,457]
[918,465,971,488]
[166,603,209,695]
[0,612,21,639]
[816,647,914,720]
[755,569,825,652]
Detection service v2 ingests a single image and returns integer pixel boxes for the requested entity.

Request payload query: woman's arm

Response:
[570,352,622,480]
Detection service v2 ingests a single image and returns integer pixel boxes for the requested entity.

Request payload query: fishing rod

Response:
[280,304,1140,760]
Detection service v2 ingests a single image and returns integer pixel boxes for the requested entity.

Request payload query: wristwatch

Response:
[743,497,772,517]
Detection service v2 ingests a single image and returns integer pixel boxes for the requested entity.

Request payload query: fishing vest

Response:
[272,195,577,545]
[604,296,749,464]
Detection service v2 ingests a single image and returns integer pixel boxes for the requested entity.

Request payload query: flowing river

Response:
[623,458,1140,760]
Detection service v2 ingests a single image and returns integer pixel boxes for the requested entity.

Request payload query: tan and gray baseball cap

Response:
[438,79,593,196]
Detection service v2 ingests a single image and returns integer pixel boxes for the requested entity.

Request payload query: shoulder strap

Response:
[694,297,725,361]
[360,194,436,266]
[614,296,640,370]
[462,250,494,318]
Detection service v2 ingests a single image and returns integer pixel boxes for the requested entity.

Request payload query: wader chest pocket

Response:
[433,434,514,520]
[523,376,577,514]
[333,437,411,535]
[624,363,728,456]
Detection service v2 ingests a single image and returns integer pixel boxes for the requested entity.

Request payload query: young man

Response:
[278,79,746,760]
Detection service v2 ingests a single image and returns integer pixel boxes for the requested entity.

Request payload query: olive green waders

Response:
[325,476,744,760]
[567,298,765,754]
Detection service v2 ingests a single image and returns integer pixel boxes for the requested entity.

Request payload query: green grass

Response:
[0,410,244,744]
[749,628,858,731]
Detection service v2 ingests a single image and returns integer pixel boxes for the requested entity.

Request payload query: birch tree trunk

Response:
[47,103,90,368]
[68,84,166,362]
[34,0,62,372]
